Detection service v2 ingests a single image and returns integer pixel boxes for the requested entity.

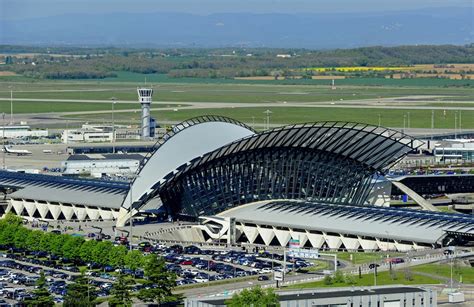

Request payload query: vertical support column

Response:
[226,217,236,245]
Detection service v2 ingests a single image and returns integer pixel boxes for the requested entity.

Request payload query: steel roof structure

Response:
[218,200,474,246]
[155,122,419,218]
[0,170,128,209]
[115,118,419,225]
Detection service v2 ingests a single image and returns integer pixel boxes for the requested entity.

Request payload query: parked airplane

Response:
[2,146,32,156]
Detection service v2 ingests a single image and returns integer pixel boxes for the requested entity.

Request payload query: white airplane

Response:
[2,146,32,156]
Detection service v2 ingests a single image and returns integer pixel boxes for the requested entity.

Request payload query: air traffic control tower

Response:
[137,87,153,139]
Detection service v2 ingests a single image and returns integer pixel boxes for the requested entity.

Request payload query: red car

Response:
[180,260,193,265]
[386,257,404,264]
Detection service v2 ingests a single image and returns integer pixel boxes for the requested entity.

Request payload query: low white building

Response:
[433,142,474,162]
[62,154,144,177]
[62,124,113,143]
[0,125,48,139]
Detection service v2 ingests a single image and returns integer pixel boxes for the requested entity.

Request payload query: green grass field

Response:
[0,100,142,114]
[286,269,441,289]
[412,263,474,283]
[72,106,473,129]
[1,73,473,129]
[0,74,473,104]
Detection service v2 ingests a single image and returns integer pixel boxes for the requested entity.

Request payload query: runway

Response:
[2,94,473,128]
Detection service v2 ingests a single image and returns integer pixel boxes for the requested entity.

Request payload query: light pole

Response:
[263,110,272,130]
[374,264,377,286]
[2,113,5,169]
[431,110,434,140]
[454,111,458,139]
[378,114,381,127]
[129,180,133,252]
[111,97,117,154]
[8,86,13,125]
[450,254,453,291]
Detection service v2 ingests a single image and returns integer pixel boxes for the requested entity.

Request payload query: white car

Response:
[274,267,290,274]
[194,276,209,283]
[259,268,272,274]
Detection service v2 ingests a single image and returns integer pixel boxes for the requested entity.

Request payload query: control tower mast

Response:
[137,88,153,139]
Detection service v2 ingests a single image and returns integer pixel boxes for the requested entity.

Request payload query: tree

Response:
[226,286,279,307]
[92,241,113,266]
[49,234,68,257]
[62,236,84,260]
[25,230,43,251]
[109,272,133,307]
[333,270,345,283]
[25,270,54,307]
[124,250,144,271]
[79,240,97,263]
[0,223,19,246]
[137,255,178,304]
[63,270,97,307]
[108,245,127,268]
[39,233,55,254]
[345,274,357,285]
[323,275,333,285]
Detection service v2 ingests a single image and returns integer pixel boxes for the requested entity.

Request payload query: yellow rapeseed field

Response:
[306,66,416,72]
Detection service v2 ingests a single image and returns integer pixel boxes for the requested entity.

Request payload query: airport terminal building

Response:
[1,116,474,251]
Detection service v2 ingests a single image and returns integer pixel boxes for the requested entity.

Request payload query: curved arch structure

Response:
[156,122,418,217]
[116,116,256,226]
[116,120,419,226]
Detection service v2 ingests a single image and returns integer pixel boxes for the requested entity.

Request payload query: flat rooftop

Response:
[199,286,426,305]
[66,154,145,161]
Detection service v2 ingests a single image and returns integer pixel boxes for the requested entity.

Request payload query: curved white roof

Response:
[121,117,255,212]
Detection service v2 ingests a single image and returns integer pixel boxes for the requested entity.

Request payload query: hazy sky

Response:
[1,0,471,20]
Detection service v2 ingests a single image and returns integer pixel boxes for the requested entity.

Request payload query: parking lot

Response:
[0,234,323,306]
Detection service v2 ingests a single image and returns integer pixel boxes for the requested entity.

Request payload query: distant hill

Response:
[1,7,472,48]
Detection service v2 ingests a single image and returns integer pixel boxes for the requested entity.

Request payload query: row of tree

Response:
[0,213,144,269]
[1,213,180,306]
[24,253,178,306]
[1,44,473,79]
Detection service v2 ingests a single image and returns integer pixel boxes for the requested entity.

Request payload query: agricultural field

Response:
[304,64,474,80]
[306,63,474,73]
